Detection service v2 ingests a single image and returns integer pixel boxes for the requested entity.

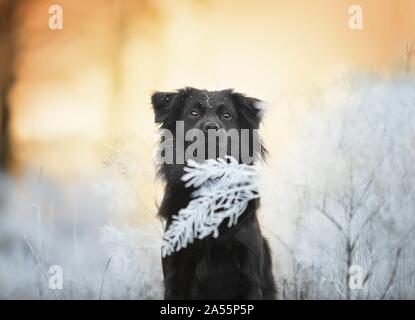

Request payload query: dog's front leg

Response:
[162,256,187,300]
[163,271,187,299]
[246,285,264,300]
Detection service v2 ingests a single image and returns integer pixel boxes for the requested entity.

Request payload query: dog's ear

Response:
[231,92,264,129]
[151,91,177,124]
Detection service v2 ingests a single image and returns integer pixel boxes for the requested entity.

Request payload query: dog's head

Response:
[151,87,266,183]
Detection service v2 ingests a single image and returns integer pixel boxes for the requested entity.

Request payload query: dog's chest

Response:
[183,238,253,298]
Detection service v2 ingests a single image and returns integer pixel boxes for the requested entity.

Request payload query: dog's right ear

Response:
[151,91,176,124]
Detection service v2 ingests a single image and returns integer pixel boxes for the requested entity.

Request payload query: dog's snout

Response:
[202,121,220,132]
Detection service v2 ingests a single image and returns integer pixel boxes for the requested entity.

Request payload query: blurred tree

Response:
[108,0,128,135]
[0,0,21,172]
[404,43,414,74]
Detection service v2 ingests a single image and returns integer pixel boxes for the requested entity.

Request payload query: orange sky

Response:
[9,0,415,178]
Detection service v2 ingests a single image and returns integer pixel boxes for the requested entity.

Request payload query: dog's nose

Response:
[202,121,220,132]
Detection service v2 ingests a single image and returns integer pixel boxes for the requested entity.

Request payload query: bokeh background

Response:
[3,0,414,176]
[0,0,414,299]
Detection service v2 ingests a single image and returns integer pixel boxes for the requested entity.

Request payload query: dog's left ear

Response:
[151,91,177,124]
[232,92,264,129]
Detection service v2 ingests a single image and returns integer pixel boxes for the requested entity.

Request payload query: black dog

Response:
[152,87,276,300]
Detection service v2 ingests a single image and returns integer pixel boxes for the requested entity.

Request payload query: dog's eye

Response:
[189,110,199,118]
[222,111,232,120]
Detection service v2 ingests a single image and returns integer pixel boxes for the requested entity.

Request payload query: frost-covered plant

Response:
[0,134,163,300]
[162,156,259,257]
[266,73,415,299]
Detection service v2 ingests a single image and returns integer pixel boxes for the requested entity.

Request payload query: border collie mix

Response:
[152,87,276,300]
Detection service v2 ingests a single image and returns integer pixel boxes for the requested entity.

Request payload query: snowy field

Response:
[0,73,414,299]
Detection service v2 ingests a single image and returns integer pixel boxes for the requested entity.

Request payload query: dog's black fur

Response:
[152,87,276,300]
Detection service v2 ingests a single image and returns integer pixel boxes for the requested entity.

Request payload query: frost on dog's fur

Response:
[162,156,259,257]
